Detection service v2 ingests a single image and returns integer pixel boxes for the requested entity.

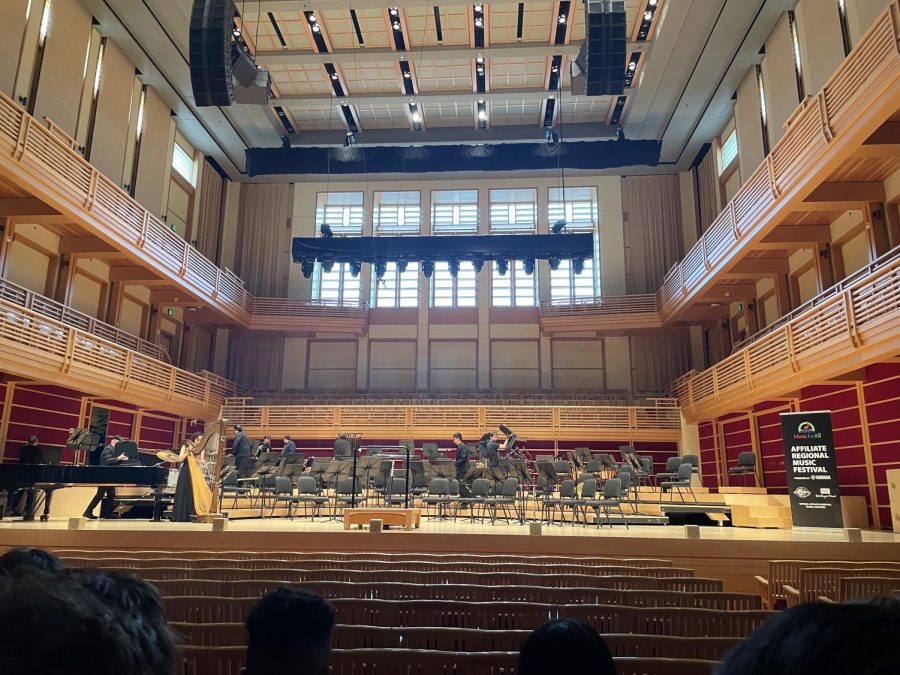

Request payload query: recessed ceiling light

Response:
[474,17,483,27]
[403,71,411,78]
[474,4,483,12]
[330,73,338,80]
[478,109,487,120]
[644,10,653,21]
[389,7,399,16]
[308,14,316,23]
[312,24,320,32]
[558,15,567,24]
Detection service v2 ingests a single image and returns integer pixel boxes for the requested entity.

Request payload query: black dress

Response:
[170,460,195,522]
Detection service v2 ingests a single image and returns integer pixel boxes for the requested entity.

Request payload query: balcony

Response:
[669,245,900,422]
[539,294,662,333]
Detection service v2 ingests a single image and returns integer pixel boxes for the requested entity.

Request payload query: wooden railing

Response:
[658,4,900,320]
[220,398,682,441]
[0,4,896,338]
[0,276,170,362]
[669,245,900,420]
[0,298,225,419]
[539,294,660,316]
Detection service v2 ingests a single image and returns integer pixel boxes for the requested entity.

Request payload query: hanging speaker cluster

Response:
[190,0,272,107]
[571,0,627,96]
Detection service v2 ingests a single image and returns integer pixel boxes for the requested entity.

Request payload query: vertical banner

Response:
[780,411,843,528]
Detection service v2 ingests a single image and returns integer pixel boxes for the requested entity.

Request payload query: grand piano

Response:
[0,464,169,521]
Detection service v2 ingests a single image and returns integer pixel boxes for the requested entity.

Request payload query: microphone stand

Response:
[350,445,360,509]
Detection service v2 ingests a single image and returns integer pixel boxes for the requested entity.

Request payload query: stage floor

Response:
[2,516,899,593]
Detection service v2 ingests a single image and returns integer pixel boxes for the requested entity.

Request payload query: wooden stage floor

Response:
[2,517,898,593]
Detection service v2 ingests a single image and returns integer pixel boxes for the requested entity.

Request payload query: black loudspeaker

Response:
[189,0,237,107]
[573,0,626,96]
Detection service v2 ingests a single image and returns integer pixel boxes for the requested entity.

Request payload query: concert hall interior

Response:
[1,0,900,672]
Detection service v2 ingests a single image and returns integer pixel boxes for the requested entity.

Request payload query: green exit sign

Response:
[166,308,174,316]
[170,224,178,232]
[737,303,744,311]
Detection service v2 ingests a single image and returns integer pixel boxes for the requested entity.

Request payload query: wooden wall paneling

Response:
[367,339,417,390]
[550,338,604,389]
[4,384,83,463]
[855,380,881,528]
[697,421,720,490]
[307,340,358,390]
[761,12,801,146]
[862,363,900,528]
[489,339,539,390]
[32,0,93,136]
[0,1,30,98]
[137,412,180,452]
[0,381,13,462]
[134,87,174,218]
[754,401,792,492]
[89,39,135,186]
[721,414,753,485]
[429,339,477,390]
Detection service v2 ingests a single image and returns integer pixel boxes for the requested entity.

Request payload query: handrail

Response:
[0,4,897,336]
[0,297,224,418]
[0,276,171,362]
[539,293,659,316]
[220,399,682,439]
[733,245,900,350]
[669,245,900,416]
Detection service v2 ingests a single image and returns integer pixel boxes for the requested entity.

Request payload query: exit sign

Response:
[166,308,174,316]
[737,303,744,311]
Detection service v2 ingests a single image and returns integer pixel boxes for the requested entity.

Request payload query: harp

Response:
[193,418,228,517]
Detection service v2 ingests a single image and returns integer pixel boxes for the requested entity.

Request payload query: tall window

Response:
[431,190,478,233]
[788,10,805,100]
[719,128,738,175]
[756,65,770,155]
[373,262,420,308]
[550,259,596,303]
[315,191,365,234]
[312,191,364,303]
[547,187,597,230]
[432,261,477,307]
[172,140,196,186]
[489,189,537,233]
[374,191,421,235]
[492,261,537,307]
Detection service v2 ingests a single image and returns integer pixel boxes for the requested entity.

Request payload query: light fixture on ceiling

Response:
[497,259,509,276]
[392,21,401,30]
[558,14,567,24]
[308,13,317,23]
[331,72,339,80]
[474,17,483,27]
[474,4,483,12]
[644,10,653,21]
[389,7,399,16]
[312,24,320,32]
[403,71,411,78]
[344,132,356,147]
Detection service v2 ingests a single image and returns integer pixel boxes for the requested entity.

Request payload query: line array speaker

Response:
[189,0,237,107]
[573,0,627,96]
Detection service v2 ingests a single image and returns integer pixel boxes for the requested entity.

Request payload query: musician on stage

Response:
[452,433,471,481]
[281,435,297,457]
[333,433,352,459]
[171,432,212,522]
[257,435,273,456]
[483,432,504,469]
[82,436,126,519]
[231,424,252,472]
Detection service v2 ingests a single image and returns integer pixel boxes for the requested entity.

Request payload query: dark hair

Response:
[111,435,124,442]
[283,435,292,441]
[245,587,336,675]
[0,572,147,675]
[190,432,203,443]
[234,424,243,432]
[518,620,616,675]
[27,435,38,445]
[0,548,65,576]
[715,602,900,675]
[452,433,462,441]
[263,435,271,440]
[70,570,177,675]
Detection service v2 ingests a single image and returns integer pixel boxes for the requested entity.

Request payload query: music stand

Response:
[567,451,583,472]
[575,447,593,465]
[309,458,331,490]
[422,442,441,460]
[483,465,507,494]
[67,428,99,466]
[431,461,455,480]
[257,451,282,463]
[356,456,382,497]
[324,460,351,520]
[279,454,307,484]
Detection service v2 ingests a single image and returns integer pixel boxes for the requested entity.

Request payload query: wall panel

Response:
[134,87,174,217]
[369,340,416,389]
[551,339,603,389]
[795,0,846,93]
[734,67,766,183]
[90,39,135,186]
[308,340,357,390]
[3,239,51,294]
[0,1,30,98]
[430,340,477,389]
[32,0,92,136]
[761,13,800,146]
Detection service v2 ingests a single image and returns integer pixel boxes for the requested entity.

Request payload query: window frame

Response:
[372,261,421,308]
[430,189,479,234]
[373,190,422,236]
[491,260,537,307]
[430,260,478,308]
[489,188,538,234]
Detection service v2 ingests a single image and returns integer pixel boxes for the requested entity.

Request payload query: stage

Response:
[2,516,898,594]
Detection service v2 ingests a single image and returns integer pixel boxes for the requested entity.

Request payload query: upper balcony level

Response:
[0,5,898,343]
[669,245,900,423]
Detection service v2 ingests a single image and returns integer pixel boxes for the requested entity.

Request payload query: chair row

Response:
[151,579,759,609]
[754,559,900,608]
[52,550,673,567]
[164,597,771,637]
[118,568,720,591]
[60,557,693,577]
[818,577,900,603]
[783,567,900,607]
[182,646,717,675]
[173,622,741,659]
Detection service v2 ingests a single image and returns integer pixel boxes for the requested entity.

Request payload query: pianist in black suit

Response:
[82,436,126,519]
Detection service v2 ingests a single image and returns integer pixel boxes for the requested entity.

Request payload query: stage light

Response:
[389,7,399,16]
[476,56,484,65]
[322,259,335,273]
[548,256,561,271]
[397,260,408,273]
[301,259,314,278]
[403,71,411,78]
[558,14,567,24]
[312,24,320,32]
[649,0,658,5]
[349,261,361,277]
[644,10,653,20]
[308,13,317,23]
[474,4,483,12]
[474,17,483,27]
[319,223,333,238]
[472,258,484,273]
[344,132,356,147]
[449,259,460,278]
[422,261,434,278]
[573,258,585,275]
[523,259,535,275]
[375,259,387,279]
[478,109,487,121]
[232,27,242,37]
[497,259,509,276]
[331,72,339,80]
[551,219,567,235]
[545,129,558,145]
[628,61,636,71]
[393,21,401,30]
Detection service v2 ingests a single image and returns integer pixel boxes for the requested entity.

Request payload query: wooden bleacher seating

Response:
[826,576,900,603]
[755,559,900,608]
[783,567,900,607]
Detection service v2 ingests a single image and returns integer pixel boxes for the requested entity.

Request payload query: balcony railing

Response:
[0,298,225,418]
[539,293,660,317]
[658,4,900,319]
[221,398,682,441]
[0,276,170,362]
[669,245,900,419]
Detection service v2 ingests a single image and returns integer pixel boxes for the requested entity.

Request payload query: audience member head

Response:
[716,601,900,675]
[452,433,463,445]
[234,424,243,433]
[110,435,123,446]
[0,547,65,576]
[518,619,616,675]
[263,435,272,442]
[27,435,38,445]
[283,434,292,442]
[245,587,336,675]
[69,569,177,675]
[0,571,147,675]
